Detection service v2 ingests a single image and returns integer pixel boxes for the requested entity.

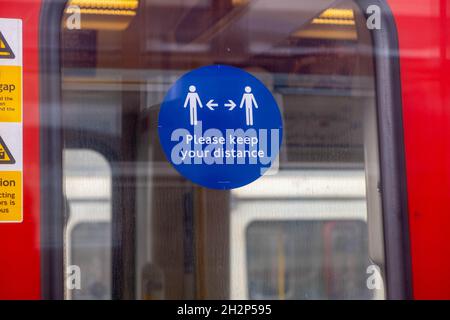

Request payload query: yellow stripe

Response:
[320,8,354,19]
[312,18,355,26]
[68,0,138,10]
[66,8,137,16]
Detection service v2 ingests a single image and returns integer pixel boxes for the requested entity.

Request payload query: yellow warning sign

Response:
[0,18,23,224]
[0,65,21,122]
[0,135,14,164]
[0,171,22,222]
[0,32,15,59]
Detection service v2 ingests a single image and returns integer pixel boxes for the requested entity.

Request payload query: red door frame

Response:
[389,0,450,299]
[0,0,42,299]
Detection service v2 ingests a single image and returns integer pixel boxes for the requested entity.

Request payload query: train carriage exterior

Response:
[0,0,449,300]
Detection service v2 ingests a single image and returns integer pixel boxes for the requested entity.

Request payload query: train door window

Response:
[55,0,390,299]
[63,149,112,299]
[245,221,371,300]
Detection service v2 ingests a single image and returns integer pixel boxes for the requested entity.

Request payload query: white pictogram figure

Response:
[184,85,203,126]
[239,86,259,126]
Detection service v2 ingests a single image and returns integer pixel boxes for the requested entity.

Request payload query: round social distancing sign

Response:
[158,65,283,189]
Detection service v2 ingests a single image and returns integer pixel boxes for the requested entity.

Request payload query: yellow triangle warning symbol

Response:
[0,136,15,164]
[0,32,15,59]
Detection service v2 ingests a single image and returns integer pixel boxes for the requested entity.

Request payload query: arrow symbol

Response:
[224,100,236,111]
[206,99,218,111]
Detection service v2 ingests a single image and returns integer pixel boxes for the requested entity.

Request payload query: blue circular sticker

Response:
[158,65,283,190]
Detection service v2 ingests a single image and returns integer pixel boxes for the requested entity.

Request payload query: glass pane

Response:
[63,149,112,299]
[246,221,370,300]
[60,0,385,299]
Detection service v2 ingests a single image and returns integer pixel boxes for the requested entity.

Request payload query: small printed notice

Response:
[0,18,23,223]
